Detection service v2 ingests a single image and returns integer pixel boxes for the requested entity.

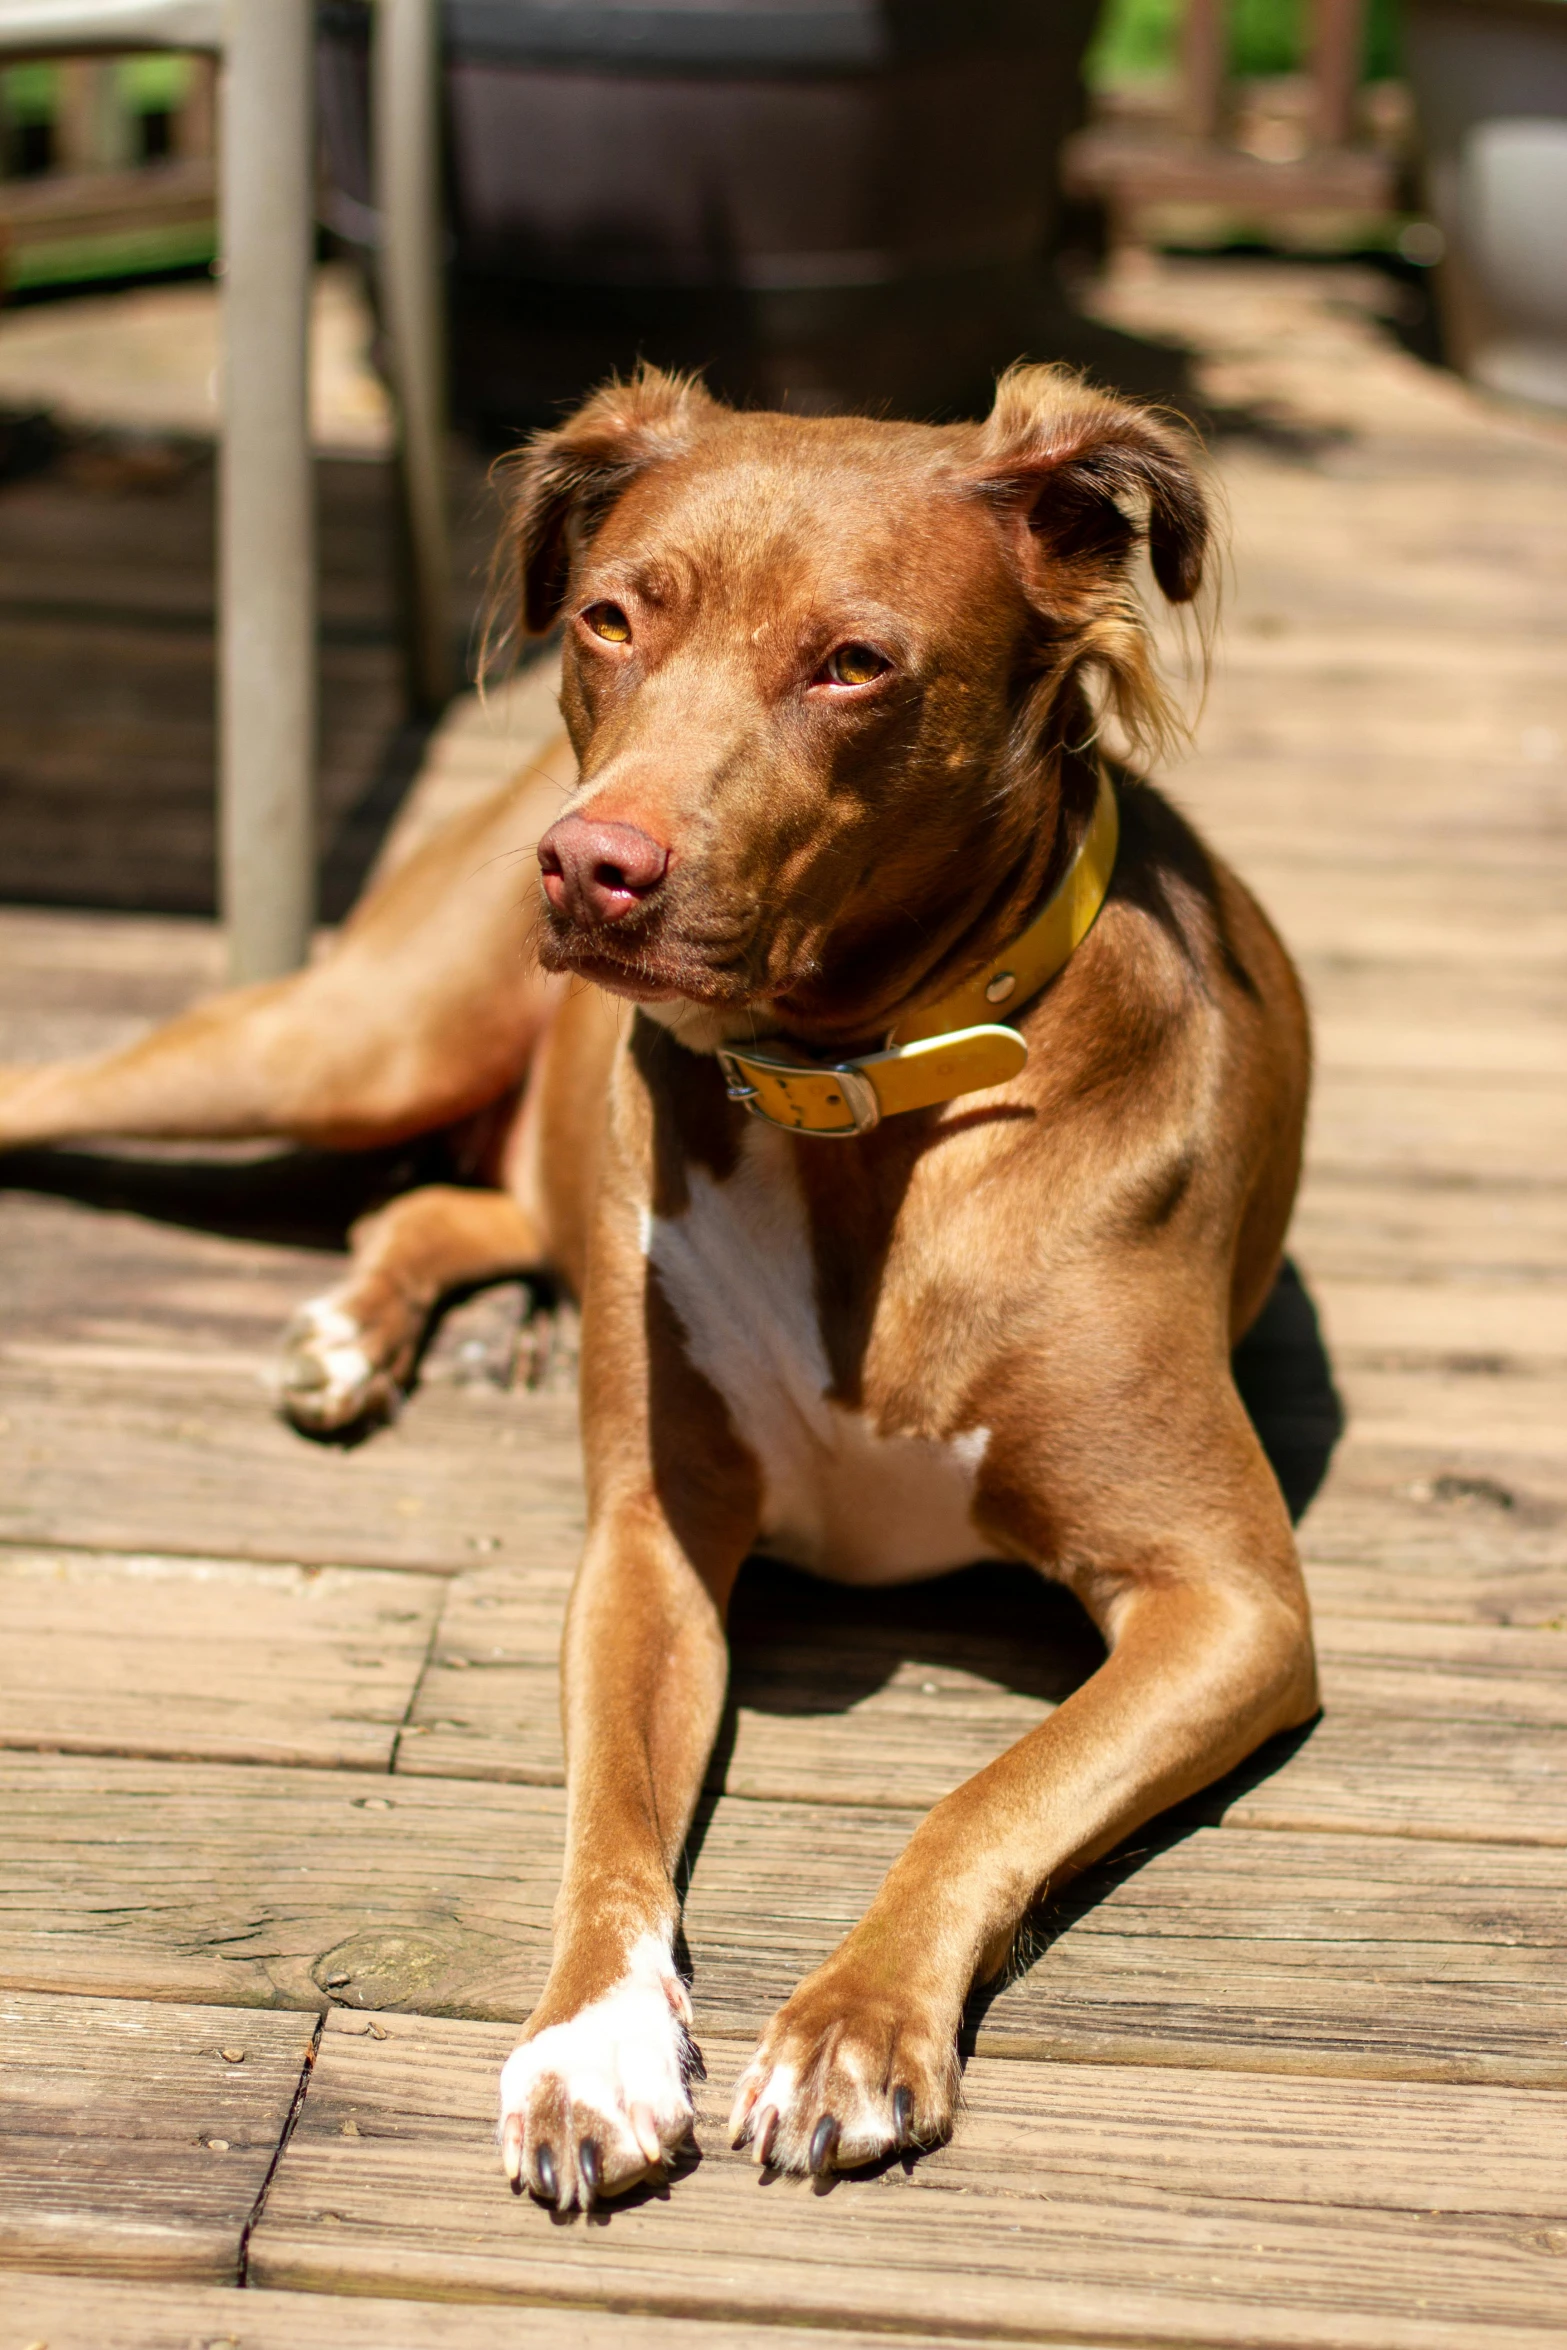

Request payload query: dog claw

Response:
[808,2113,839,2174]
[578,2137,600,2203]
[892,2084,914,2146]
[754,2105,779,2167]
[629,2100,663,2168]
[500,2112,523,2181]
[535,2142,558,2204]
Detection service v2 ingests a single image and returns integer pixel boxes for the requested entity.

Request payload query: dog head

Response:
[493,364,1209,1046]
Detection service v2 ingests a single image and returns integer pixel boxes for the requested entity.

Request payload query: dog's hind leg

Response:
[0,762,572,1156]
[281,1182,546,1434]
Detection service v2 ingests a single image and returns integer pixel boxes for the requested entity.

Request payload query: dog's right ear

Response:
[494,367,721,640]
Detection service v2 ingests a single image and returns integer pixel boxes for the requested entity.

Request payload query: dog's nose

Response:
[537,817,670,926]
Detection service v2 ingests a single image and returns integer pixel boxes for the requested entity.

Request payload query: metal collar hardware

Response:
[716,763,1119,1139]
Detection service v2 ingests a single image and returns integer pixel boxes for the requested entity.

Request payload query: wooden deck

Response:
[1,259,1565,2348]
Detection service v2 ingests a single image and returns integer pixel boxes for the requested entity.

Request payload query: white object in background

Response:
[0,1,222,40]
[1460,118,1567,410]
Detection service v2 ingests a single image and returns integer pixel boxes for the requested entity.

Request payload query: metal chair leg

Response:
[375,0,453,715]
[219,0,317,980]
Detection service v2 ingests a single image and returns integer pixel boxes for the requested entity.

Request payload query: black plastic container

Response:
[318,0,1099,434]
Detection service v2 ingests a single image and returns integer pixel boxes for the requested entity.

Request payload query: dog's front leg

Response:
[730,1407,1318,2176]
[498,1498,740,2208]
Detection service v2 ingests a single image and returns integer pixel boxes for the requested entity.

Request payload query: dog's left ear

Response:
[493,366,722,641]
[972,363,1208,610]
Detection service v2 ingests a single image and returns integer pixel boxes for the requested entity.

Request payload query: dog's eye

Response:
[583,602,631,644]
[824,642,889,688]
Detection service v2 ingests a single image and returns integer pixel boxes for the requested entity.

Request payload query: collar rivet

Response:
[985,970,1016,1004]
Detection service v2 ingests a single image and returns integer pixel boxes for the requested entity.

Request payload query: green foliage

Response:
[1231,0,1305,75]
[1086,0,1403,88]
[1085,0,1179,81]
[2,63,59,125]
[118,53,192,112]
[1364,0,1403,79]
[1,51,190,128]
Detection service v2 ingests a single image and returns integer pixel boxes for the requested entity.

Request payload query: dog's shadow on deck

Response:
[704,1256,1342,1778]
[689,1257,1342,2123]
[0,1136,446,1252]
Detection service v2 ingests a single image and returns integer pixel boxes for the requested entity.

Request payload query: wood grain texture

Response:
[248,2009,1567,2349]
[3,1757,1562,2088]
[0,1992,314,2282]
[0,2274,1019,2350]
[402,1553,1567,1842]
[1314,1279,1567,1366]
[0,1547,444,1769]
[1327,1361,1567,1463]
[0,1356,583,1576]
[1298,1442,1567,1625]
[1289,1172,1567,1288]
[1304,1078,1567,1186]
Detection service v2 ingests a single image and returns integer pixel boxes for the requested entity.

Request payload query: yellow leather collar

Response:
[717,764,1119,1138]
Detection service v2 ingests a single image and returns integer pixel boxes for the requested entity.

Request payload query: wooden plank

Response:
[1178,745,1567,812]
[1298,1441,1567,1624]
[0,906,224,1065]
[1290,1174,1567,1286]
[0,1183,583,1573]
[0,1757,558,2020]
[995,1824,1567,2086]
[0,1165,354,1339]
[0,1991,314,2282]
[0,614,401,921]
[1305,1078,1567,1186]
[3,1202,1559,1613]
[1312,1020,1567,1083]
[0,1547,445,1770]
[249,2008,1567,2348]
[1148,1619,1567,1847]
[1327,1360,1567,1463]
[0,2274,1017,2350]
[0,1356,583,1578]
[1190,687,1567,777]
[404,1555,1099,1799]
[1311,1278,1567,1366]
[4,1757,1562,2089]
[402,1552,1567,1841]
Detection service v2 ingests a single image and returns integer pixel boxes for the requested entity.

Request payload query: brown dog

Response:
[0,364,1317,2209]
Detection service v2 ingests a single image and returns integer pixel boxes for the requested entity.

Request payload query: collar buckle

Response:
[717,1047,881,1137]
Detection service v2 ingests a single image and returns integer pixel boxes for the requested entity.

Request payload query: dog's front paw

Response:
[278,1296,402,1434]
[728,1959,959,2175]
[498,1937,699,2209]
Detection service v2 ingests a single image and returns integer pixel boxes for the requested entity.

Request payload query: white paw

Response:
[498,1936,699,2209]
[278,1296,397,1433]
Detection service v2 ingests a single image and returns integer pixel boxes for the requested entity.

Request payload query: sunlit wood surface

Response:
[1,260,1564,2349]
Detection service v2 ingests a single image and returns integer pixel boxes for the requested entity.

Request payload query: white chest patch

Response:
[643,1122,989,1584]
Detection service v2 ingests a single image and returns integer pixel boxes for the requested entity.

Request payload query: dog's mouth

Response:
[537,918,768,1011]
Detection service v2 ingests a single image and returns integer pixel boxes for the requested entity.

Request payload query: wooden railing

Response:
[44,49,214,169]
[1065,0,1399,249]
[0,52,218,292]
